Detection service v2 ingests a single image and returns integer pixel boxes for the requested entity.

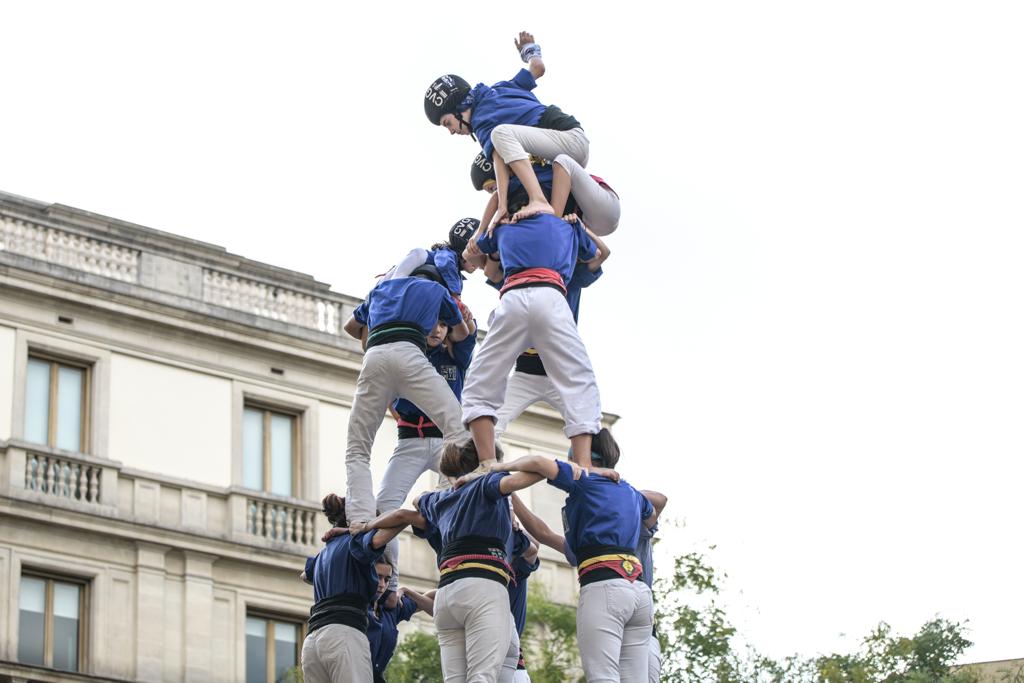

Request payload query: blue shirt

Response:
[508,161,555,200]
[367,595,418,675]
[417,473,514,559]
[308,530,386,602]
[476,214,596,286]
[548,461,653,565]
[426,247,465,296]
[393,330,477,420]
[507,530,540,636]
[412,518,444,561]
[469,69,547,159]
[352,277,463,334]
[636,522,658,589]
[566,262,603,323]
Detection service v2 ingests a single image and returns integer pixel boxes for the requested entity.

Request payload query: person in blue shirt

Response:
[364,554,436,683]
[459,213,603,468]
[341,270,469,527]
[506,524,540,682]
[363,440,557,682]
[382,218,481,295]
[471,151,622,236]
[376,315,477,594]
[494,429,667,682]
[425,31,589,227]
[300,494,408,683]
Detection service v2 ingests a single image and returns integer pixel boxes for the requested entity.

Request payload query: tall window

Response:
[18,573,86,672]
[243,405,299,497]
[245,614,301,683]
[25,356,89,452]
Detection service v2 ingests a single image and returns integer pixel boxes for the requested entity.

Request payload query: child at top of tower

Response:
[425,31,588,227]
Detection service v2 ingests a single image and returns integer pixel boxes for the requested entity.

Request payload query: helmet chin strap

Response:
[457,112,477,142]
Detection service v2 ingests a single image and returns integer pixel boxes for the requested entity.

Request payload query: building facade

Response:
[0,191,599,682]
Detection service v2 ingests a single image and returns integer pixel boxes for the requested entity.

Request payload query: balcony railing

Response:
[1,441,324,554]
[0,215,139,282]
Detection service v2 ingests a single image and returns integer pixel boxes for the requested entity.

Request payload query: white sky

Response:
[3,0,1022,665]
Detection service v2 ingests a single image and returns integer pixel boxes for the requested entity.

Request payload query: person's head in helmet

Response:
[424,75,474,136]
[471,152,496,194]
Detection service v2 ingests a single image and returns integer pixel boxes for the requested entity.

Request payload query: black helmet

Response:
[424,75,472,126]
[470,152,495,191]
[410,263,445,286]
[449,217,480,255]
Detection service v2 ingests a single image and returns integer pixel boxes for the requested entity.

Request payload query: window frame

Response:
[245,610,306,683]
[25,352,92,454]
[18,569,89,672]
[243,401,302,498]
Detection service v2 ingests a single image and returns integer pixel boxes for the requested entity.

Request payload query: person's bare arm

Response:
[343,315,365,339]
[521,534,540,565]
[400,587,436,617]
[483,255,505,284]
[515,31,545,79]
[641,489,668,529]
[368,508,427,532]
[511,493,566,554]
[584,228,611,272]
[480,191,500,233]
[497,471,545,495]
[490,455,564,480]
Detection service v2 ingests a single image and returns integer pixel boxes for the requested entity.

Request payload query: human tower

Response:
[300,32,668,683]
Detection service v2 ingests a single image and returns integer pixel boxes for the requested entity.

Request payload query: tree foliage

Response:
[387,630,444,683]
[521,583,584,682]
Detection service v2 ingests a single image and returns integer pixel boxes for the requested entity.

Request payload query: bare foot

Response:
[512,200,555,222]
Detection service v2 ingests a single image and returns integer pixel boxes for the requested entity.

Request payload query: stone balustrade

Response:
[0,215,139,282]
[202,268,342,335]
[1,442,325,555]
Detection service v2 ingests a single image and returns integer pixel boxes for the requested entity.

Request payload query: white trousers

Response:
[435,578,514,683]
[648,634,662,683]
[345,341,465,523]
[577,580,654,683]
[300,624,372,683]
[553,154,621,236]
[462,287,601,438]
[513,670,532,682]
[500,617,520,683]
[494,371,566,441]
[376,436,443,589]
[490,124,590,168]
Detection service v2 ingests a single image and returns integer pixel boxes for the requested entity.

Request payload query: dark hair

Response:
[430,241,450,251]
[590,428,621,469]
[322,493,347,528]
[440,439,503,477]
[375,554,393,569]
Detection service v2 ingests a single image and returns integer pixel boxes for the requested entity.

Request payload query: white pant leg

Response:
[435,578,511,683]
[526,288,602,437]
[301,624,373,683]
[553,154,621,236]
[621,583,654,682]
[648,633,662,683]
[494,371,544,440]
[345,346,400,523]
[490,124,590,167]
[393,343,467,439]
[462,292,533,427]
[513,670,532,682]
[376,436,442,589]
[499,614,519,683]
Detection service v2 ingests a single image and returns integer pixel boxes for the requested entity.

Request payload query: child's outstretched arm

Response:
[515,31,545,80]
[584,228,611,272]
[511,493,566,555]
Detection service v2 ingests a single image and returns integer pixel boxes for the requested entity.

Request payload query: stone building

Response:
[0,190,607,682]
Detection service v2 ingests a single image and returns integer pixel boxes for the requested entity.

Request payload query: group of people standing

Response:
[300,32,668,683]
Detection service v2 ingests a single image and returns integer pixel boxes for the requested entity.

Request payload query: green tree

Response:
[521,583,584,682]
[388,630,444,683]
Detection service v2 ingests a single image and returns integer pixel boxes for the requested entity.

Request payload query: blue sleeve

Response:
[568,262,602,291]
[432,248,464,295]
[477,230,499,256]
[451,330,477,370]
[639,492,655,522]
[350,530,386,564]
[575,223,598,262]
[417,492,438,527]
[304,555,317,577]
[512,530,531,558]
[482,471,510,501]
[511,68,537,91]
[438,291,463,327]
[547,460,578,493]
[397,595,417,622]
[514,555,540,579]
[353,301,368,325]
